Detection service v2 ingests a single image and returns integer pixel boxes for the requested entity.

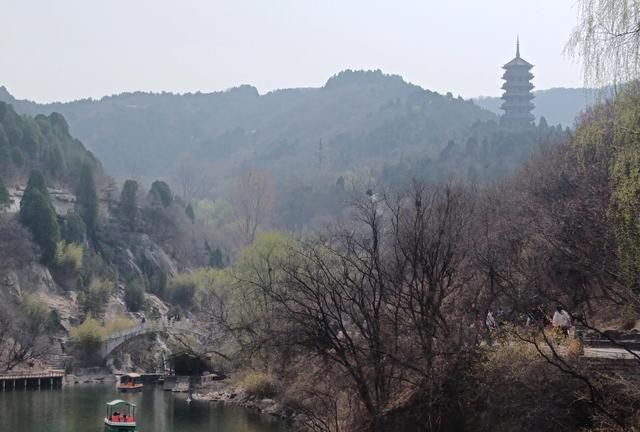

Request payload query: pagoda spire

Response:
[500,38,535,129]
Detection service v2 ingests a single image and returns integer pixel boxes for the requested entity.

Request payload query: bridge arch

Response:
[99,320,205,360]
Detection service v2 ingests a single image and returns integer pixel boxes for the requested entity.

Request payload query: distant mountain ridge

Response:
[0,70,496,183]
[474,87,601,127]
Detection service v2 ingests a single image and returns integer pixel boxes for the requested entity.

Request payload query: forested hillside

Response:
[0,70,495,183]
[0,101,100,185]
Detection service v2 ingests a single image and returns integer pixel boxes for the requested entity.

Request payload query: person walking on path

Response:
[552,305,571,336]
[486,311,497,329]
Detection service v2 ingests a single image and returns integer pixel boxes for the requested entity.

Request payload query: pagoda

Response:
[500,38,535,129]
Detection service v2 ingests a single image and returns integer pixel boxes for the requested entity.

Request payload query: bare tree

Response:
[242,182,479,430]
[231,168,275,244]
[0,297,51,371]
[472,135,640,428]
[174,154,213,202]
[0,216,38,280]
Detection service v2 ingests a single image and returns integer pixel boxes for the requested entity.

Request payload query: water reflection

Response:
[0,384,289,432]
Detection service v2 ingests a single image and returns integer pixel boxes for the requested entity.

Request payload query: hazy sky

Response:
[1,0,583,103]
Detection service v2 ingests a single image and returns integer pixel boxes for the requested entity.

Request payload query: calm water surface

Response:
[0,384,290,432]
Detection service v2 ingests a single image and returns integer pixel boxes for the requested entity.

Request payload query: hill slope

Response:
[0,101,101,185]
[0,70,496,183]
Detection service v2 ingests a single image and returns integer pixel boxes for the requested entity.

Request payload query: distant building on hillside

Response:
[500,38,535,128]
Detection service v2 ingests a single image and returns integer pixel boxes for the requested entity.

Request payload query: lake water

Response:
[0,384,290,432]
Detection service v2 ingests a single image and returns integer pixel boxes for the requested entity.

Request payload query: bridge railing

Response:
[103,319,201,342]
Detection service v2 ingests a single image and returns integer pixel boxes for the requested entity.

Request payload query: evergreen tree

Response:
[19,170,60,264]
[61,212,86,244]
[185,203,195,223]
[0,128,9,165]
[11,148,24,167]
[76,162,98,236]
[23,169,47,195]
[538,116,549,129]
[149,180,173,208]
[120,180,139,230]
[204,240,224,268]
[0,177,9,208]
[124,277,145,312]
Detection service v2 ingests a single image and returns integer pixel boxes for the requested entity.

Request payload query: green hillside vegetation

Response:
[380,118,569,186]
[0,101,100,183]
[19,170,60,265]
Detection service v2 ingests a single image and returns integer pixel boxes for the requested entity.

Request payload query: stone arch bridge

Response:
[99,320,207,360]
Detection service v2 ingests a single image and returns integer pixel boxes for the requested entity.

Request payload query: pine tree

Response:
[120,180,139,230]
[0,177,9,208]
[19,170,60,264]
[149,180,173,208]
[185,203,195,223]
[61,212,86,244]
[76,162,98,236]
[23,169,47,195]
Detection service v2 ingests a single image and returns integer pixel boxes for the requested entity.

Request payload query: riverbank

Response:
[63,367,116,385]
[193,381,298,423]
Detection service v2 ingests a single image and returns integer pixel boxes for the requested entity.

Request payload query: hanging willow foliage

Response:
[572,84,640,295]
[567,0,640,87]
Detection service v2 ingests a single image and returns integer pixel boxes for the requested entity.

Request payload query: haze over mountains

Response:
[0,69,586,190]
[474,87,596,127]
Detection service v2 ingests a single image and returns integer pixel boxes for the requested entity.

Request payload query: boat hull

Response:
[104,419,136,432]
[117,385,143,393]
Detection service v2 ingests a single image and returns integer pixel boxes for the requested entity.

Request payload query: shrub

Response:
[78,277,113,318]
[167,274,197,307]
[168,304,184,320]
[124,278,146,312]
[149,269,168,297]
[70,315,105,356]
[47,309,62,332]
[239,372,278,399]
[465,340,587,432]
[54,241,83,273]
[567,336,584,358]
[104,317,136,336]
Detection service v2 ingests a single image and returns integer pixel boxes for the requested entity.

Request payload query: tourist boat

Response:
[104,399,137,432]
[116,373,143,392]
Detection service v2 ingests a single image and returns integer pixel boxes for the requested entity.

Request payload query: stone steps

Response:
[47,355,72,370]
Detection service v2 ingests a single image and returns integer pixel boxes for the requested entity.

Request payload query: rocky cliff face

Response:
[1,223,184,371]
[6,186,76,215]
[111,232,179,281]
[3,263,78,332]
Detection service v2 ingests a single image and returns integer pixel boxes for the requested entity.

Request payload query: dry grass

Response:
[567,336,585,358]
[238,371,278,399]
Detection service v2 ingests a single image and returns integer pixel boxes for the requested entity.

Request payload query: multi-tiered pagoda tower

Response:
[500,38,535,129]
